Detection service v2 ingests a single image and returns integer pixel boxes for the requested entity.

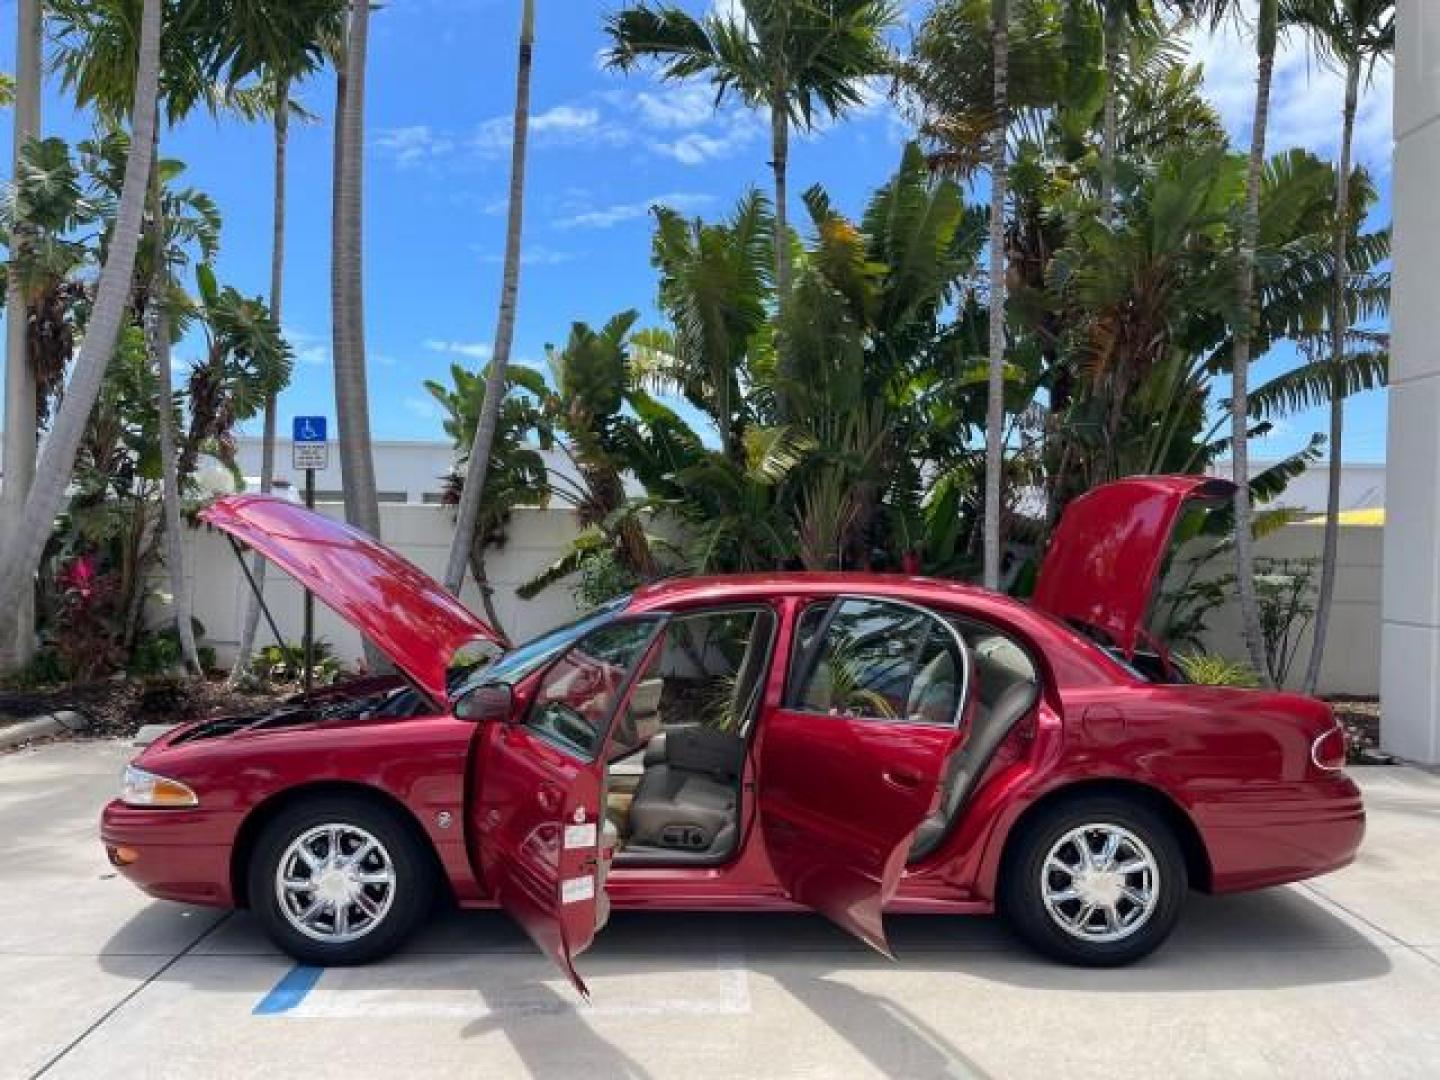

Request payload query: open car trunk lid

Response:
[1031,475,1236,658]
[199,495,503,701]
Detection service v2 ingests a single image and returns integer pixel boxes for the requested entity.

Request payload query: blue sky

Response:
[0,0,1394,462]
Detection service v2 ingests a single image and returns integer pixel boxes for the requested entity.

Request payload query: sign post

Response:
[292,416,329,697]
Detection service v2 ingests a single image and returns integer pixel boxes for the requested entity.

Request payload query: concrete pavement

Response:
[1,739,1437,1079]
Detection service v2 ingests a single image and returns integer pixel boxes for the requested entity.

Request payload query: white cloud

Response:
[473,103,616,155]
[475,244,578,266]
[404,396,443,422]
[424,339,492,359]
[633,85,718,130]
[285,326,329,367]
[555,191,715,230]
[371,125,455,166]
[1187,6,1393,174]
[649,113,764,165]
[531,104,602,133]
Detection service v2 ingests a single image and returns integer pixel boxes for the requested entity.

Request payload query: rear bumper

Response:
[1200,774,1366,893]
[100,800,237,907]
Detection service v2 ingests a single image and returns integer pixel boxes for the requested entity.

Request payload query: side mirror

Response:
[454,683,514,723]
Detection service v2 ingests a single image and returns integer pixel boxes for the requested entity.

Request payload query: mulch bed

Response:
[1325,696,1385,764]
[0,676,289,741]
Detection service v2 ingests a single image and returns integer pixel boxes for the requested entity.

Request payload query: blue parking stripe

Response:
[253,964,324,1015]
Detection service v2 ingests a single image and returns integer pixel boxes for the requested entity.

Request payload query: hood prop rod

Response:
[227,537,288,659]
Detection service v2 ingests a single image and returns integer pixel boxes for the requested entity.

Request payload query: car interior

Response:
[907,617,1040,861]
[606,608,775,865]
[599,601,1041,870]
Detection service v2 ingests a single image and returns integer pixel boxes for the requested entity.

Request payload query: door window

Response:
[527,619,658,758]
[788,599,965,725]
[611,607,776,758]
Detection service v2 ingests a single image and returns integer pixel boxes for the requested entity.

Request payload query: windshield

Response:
[452,594,631,696]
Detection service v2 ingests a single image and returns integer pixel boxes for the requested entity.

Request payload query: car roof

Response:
[624,572,1128,690]
[629,571,1012,614]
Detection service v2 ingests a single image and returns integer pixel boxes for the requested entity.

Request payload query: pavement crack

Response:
[28,912,233,1080]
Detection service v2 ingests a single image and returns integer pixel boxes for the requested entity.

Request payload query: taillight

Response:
[1311,723,1347,772]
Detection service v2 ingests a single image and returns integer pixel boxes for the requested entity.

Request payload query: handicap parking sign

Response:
[292,416,329,471]
[293,416,327,443]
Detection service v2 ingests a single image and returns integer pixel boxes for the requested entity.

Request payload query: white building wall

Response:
[1381,0,1440,761]
[178,503,586,670]
[1195,523,1382,696]
[165,502,1383,696]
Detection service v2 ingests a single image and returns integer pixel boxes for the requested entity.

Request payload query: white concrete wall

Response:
[1192,524,1382,696]
[165,502,1382,696]
[176,503,587,669]
[1383,0,1440,760]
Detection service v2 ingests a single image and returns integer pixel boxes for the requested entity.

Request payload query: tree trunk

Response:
[982,0,1009,592]
[1302,53,1360,696]
[231,78,290,685]
[1100,15,1119,229]
[0,0,161,625]
[1230,2,1277,686]
[468,543,506,639]
[771,95,790,304]
[443,0,534,596]
[332,0,381,543]
[146,123,201,676]
[0,0,43,671]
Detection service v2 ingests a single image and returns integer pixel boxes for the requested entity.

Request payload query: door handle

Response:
[883,768,922,790]
[537,783,562,812]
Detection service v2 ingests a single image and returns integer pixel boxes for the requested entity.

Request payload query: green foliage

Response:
[249,640,343,687]
[1253,557,1319,687]
[1175,652,1262,688]
[604,1,900,130]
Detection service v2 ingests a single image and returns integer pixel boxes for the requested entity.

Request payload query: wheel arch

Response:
[230,780,450,908]
[996,778,1213,895]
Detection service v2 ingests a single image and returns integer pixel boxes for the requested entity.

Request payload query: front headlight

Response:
[121,764,199,808]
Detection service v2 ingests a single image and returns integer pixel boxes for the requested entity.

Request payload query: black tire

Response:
[1000,795,1187,967]
[248,795,435,966]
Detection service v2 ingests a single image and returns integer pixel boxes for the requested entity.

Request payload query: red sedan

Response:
[101,476,1363,991]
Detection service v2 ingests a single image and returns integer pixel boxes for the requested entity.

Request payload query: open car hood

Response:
[1031,475,1236,658]
[200,495,504,701]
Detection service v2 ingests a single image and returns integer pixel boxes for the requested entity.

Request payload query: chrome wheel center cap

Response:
[1077,870,1123,909]
[316,869,354,905]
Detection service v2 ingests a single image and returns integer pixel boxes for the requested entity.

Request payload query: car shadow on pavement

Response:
[91,885,1389,1079]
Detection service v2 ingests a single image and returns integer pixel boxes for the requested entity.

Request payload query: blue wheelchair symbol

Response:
[293,416,327,443]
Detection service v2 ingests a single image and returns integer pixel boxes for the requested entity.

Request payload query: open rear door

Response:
[470,619,659,996]
[759,597,968,955]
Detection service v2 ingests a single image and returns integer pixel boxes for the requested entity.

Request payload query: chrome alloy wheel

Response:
[275,823,397,944]
[1040,823,1159,944]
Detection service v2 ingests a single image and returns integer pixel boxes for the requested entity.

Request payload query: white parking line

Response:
[260,954,752,1019]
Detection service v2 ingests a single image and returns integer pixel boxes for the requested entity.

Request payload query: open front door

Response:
[471,620,659,996]
[759,598,969,955]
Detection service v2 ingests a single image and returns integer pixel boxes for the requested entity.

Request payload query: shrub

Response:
[1175,653,1262,688]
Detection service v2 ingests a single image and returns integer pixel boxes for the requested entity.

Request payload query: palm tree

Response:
[603,0,898,330]
[982,0,1009,591]
[0,0,43,669]
[331,0,382,547]
[427,360,551,634]
[226,0,346,683]
[1190,0,1279,683]
[1287,0,1393,694]
[0,0,162,632]
[442,0,535,596]
[50,0,275,676]
[145,133,203,673]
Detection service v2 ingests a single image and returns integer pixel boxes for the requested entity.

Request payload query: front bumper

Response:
[100,800,238,907]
